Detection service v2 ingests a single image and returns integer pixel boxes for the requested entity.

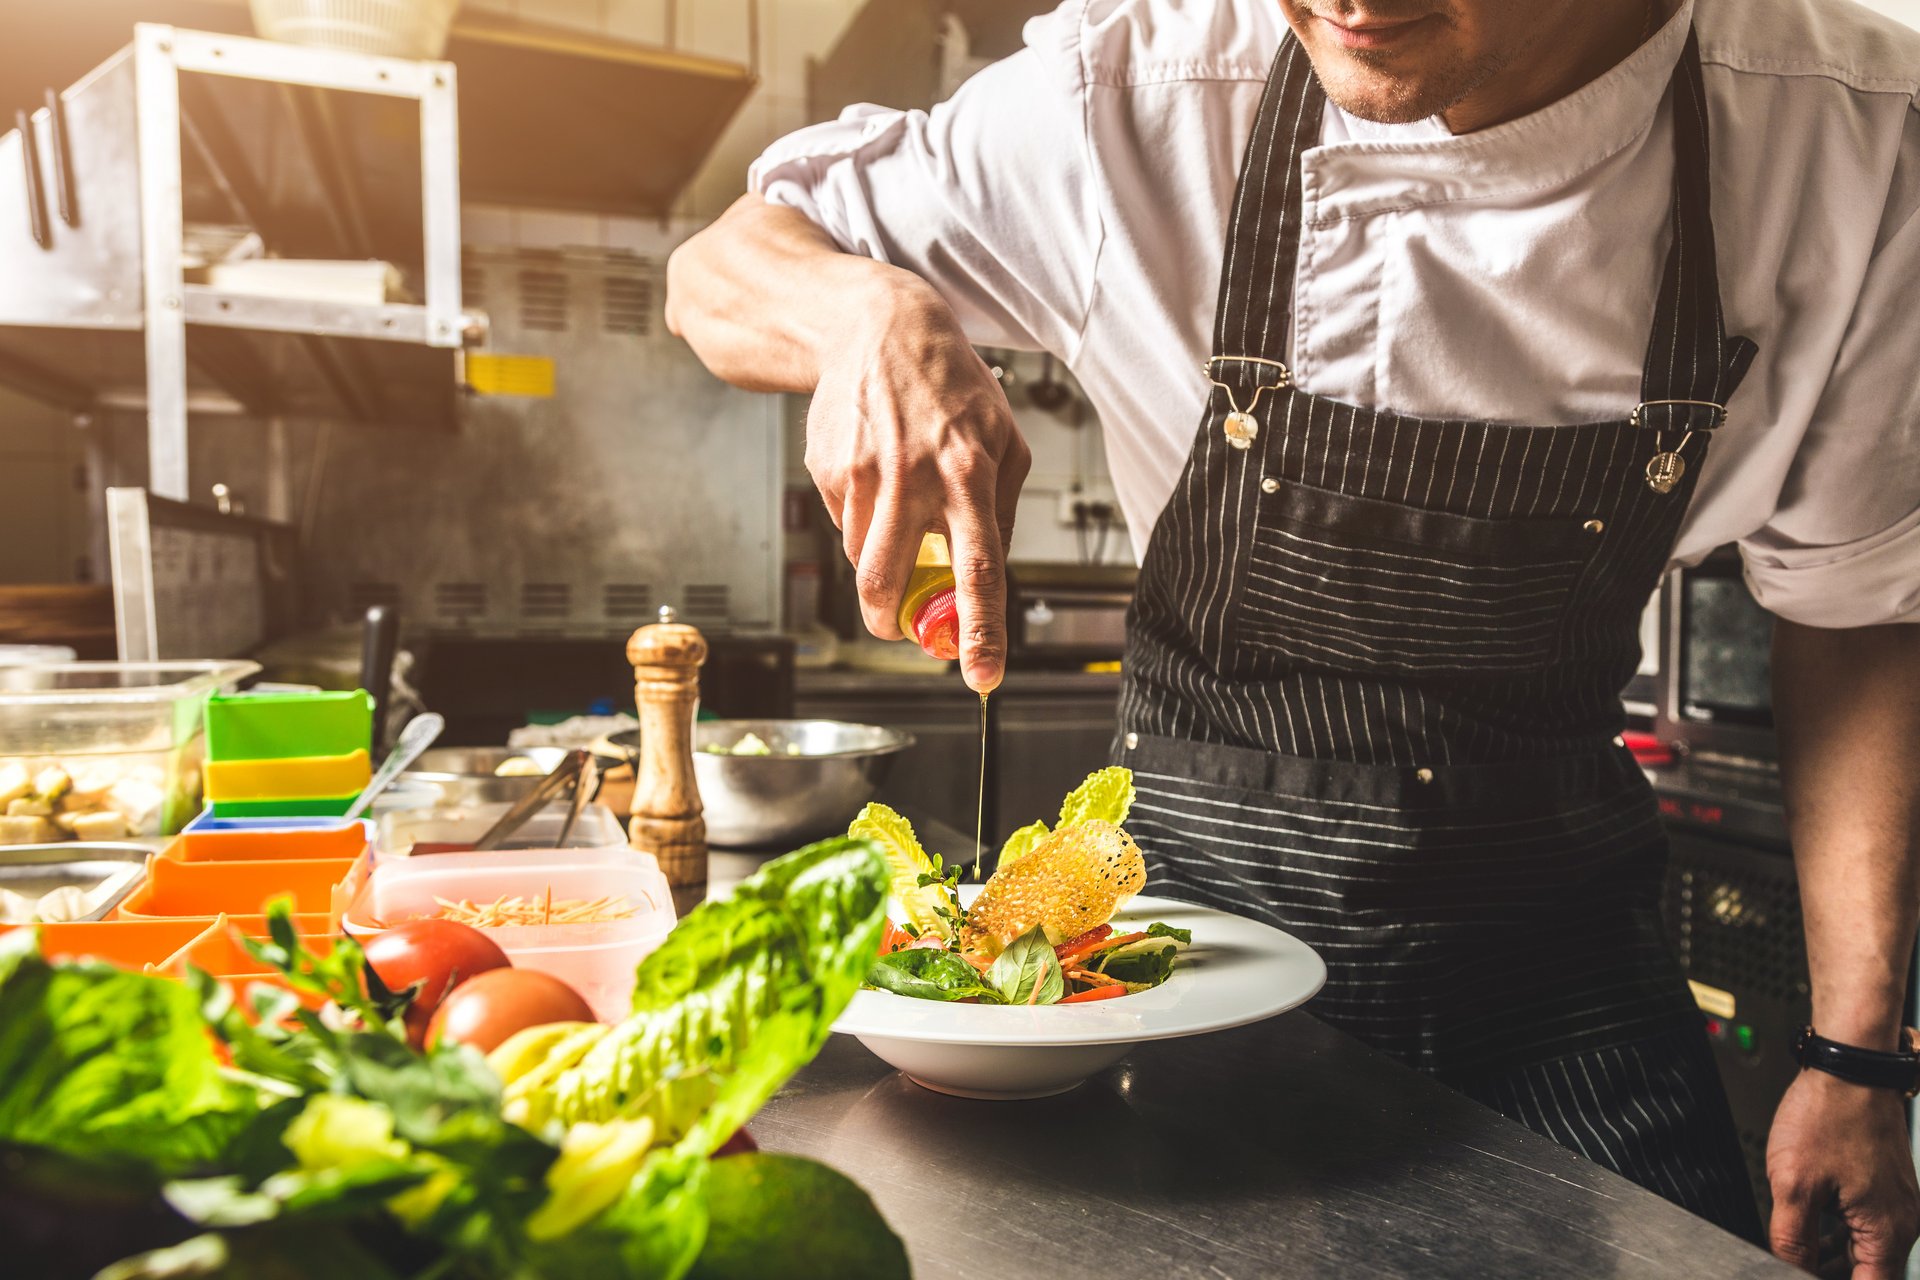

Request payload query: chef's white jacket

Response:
[751,0,1920,627]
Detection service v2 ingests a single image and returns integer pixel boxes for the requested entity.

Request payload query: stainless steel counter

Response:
[757,1016,1793,1280]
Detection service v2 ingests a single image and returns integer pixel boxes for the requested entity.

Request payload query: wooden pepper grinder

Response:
[627,606,708,916]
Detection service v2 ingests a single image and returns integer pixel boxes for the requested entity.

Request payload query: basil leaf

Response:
[1146,923,1192,944]
[865,949,1002,1003]
[987,927,1065,1006]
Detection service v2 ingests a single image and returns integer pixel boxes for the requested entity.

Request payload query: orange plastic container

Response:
[3,918,211,969]
[163,825,368,865]
[117,853,363,922]
[163,916,337,1012]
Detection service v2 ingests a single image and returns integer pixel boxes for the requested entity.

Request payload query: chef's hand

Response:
[1767,1068,1920,1277]
[805,276,1030,693]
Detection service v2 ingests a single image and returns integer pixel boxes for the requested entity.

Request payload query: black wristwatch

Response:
[1793,1025,1920,1096]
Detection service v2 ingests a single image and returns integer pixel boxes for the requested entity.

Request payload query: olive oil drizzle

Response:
[974,691,989,878]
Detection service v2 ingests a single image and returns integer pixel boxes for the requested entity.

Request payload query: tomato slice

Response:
[1053,924,1113,964]
[1060,984,1129,1004]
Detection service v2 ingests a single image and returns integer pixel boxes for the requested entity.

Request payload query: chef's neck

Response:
[1290,0,1672,137]
[1443,0,1667,134]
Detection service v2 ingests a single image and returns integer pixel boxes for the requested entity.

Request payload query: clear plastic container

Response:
[374,801,626,860]
[343,845,676,1022]
[0,661,260,842]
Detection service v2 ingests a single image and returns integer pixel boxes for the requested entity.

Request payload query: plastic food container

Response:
[185,812,374,835]
[4,917,211,968]
[374,802,626,859]
[163,824,368,864]
[0,660,261,841]
[211,793,358,819]
[205,749,372,802]
[117,851,366,923]
[205,689,371,762]
[343,846,675,1021]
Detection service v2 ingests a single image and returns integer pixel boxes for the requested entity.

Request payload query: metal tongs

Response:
[468,747,602,852]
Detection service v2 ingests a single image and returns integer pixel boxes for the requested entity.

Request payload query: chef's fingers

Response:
[995,431,1032,557]
[1769,1188,1821,1273]
[839,491,872,573]
[945,482,1008,694]
[854,497,920,642]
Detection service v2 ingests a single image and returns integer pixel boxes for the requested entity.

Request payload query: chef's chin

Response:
[1285,5,1497,126]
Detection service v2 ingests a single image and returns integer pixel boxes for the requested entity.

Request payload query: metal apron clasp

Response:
[1204,356,1292,451]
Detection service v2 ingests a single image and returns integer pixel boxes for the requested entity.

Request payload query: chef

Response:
[666,0,1920,1268]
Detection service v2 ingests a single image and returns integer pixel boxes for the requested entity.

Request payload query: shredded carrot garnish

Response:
[431,893,636,928]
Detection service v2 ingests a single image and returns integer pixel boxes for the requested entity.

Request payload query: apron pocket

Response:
[1234,478,1597,676]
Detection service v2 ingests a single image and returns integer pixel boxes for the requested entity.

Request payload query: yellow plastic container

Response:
[204,749,371,802]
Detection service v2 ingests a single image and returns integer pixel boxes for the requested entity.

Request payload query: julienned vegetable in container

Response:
[0,838,908,1280]
[856,767,1194,1006]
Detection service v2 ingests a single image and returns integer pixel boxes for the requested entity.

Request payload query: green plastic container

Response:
[205,690,372,762]
[209,793,358,819]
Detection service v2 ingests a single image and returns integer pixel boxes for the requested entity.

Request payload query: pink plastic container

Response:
[341,845,675,1022]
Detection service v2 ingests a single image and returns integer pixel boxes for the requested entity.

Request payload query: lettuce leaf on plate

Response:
[849,803,956,941]
[996,767,1136,872]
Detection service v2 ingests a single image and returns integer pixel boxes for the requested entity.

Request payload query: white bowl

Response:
[832,891,1326,1099]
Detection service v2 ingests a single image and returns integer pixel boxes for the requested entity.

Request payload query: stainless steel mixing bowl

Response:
[397,746,571,807]
[601,720,914,849]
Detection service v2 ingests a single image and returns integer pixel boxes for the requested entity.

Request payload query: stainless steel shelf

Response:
[0,25,480,496]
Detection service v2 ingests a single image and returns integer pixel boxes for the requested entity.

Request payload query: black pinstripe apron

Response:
[1118,31,1764,1237]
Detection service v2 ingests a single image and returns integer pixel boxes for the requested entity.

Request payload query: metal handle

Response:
[44,88,75,229]
[17,109,49,250]
[359,604,400,758]
[469,749,593,853]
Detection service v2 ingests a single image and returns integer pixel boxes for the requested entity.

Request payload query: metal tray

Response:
[0,843,149,922]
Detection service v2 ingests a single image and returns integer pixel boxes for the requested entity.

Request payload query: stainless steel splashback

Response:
[302,246,782,639]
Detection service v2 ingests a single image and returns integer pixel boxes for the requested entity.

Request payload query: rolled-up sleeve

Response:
[1740,105,1920,628]
[748,5,1101,356]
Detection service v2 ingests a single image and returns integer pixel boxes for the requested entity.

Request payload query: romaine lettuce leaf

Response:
[689,1153,907,1280]
[497,838,890,1156]
[1058,766,1135,829]
[0,930,249,1175]
[849,803,954,941]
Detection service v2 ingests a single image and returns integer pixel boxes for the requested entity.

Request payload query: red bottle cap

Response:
[912,588,960,660]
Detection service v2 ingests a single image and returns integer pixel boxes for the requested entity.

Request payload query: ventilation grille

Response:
[682,583,730,621]
[520,582,570,620]
[434,581,487,623]
[603,276,652,336]
[348,581,400,614]
[604,583,653,620]
[461,262,486,311]
[518,270,570,333]
[1661,841,1808,1004]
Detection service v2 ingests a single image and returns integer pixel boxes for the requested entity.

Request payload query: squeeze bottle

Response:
[897,533,960,660]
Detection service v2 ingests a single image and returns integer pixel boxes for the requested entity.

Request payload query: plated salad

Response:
[853,768,1192,1007]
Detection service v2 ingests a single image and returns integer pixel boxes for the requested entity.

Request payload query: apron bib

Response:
[1117,30,1762,1235]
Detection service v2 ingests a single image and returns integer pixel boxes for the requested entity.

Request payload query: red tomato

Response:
[361,919,511,1047]
[426,968,596,1054]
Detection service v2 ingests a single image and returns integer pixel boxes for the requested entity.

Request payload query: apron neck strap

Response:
[1212,27,1755,429]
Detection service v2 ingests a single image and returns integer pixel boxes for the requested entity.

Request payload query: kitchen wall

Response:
[457,0,1124,573]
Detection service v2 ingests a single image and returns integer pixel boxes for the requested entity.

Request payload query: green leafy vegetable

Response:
[1146,922,1192,944]
[497,837,890,1156]
[849,803,958,941]
[987,927,1065,1006]
[1058,766,1134,829]
[689,1153,908,1280]
[865,948,1002,1004]
[0,930,250,1175]
[1091,928,1188,989]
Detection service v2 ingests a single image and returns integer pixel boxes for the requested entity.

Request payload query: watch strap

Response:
[1793,1025,1920,1096]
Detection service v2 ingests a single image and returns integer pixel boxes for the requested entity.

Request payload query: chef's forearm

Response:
[665,193,950,394]
[1773,619,1920,1050]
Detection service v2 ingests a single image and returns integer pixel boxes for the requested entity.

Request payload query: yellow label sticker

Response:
[1688,979,1736,1020]
[465,353,556,397]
